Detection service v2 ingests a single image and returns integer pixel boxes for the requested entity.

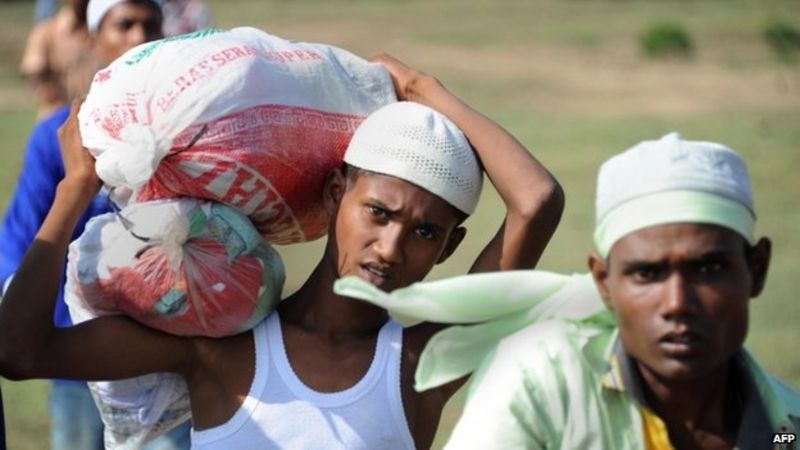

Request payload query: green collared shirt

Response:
[605,338,781,449]
[334,271,800,449]
[445,311,800,450]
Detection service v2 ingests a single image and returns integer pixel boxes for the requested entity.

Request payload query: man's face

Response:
[94,2,163,63]
[590,223,770,382]
[324,169,466,292]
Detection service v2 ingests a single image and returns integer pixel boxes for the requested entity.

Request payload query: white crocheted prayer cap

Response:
[87,0,163,34]
[344,102,483,215]
[594,132,756,257]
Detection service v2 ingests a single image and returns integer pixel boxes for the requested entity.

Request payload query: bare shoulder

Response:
[398,322,441,396]
[400,322,458,391]
[186,330,257,429]
[400,322,461,449]
[402,321,444,356]
[189,330,255,385]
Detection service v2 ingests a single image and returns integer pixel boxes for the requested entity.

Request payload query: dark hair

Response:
[97,0,163,31]
[74,0,90,27]
[342,163,365,186]
[132,0,163,13]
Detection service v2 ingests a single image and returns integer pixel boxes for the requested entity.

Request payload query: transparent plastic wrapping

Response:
[67,198,284,337]
[88,374,191,450]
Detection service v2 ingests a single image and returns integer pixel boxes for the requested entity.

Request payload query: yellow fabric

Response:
[601,353,626,391]
[641,408,675,450]
[604,351,675,449]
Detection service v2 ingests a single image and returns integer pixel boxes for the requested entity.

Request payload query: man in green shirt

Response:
[442,133,800,449]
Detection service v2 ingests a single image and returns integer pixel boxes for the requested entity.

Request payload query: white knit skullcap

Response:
[344,102,483,215]
[594,132,756,257]
[87,0,163,35]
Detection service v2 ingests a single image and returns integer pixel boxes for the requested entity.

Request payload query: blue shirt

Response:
[0,106,113,327]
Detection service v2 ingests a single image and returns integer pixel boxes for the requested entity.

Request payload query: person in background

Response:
[445,133,800,449]
[2,1,191,448]
[161,0,213,37]
[20,0,95,120]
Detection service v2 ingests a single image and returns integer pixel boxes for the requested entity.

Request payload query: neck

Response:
[278,256,389,337]
[638,359,741,437]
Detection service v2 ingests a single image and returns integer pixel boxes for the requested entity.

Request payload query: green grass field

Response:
[1,0,798,448]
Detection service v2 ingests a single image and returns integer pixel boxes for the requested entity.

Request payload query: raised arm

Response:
[0,104,195,382]
[372,54,564,273]
[369,55,565,444]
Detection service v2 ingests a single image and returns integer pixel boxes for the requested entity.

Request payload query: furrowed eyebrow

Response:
[618,248,735,270]
[365,197,447,233]
[365,198,399,214]
[694,249,734,260]
[619,260,664,273]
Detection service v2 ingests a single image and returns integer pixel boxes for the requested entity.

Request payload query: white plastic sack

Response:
[65,277,193,450]
[78,27,396,244]
[88,374,190,450]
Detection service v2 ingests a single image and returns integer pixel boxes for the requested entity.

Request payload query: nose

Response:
[661,272,699,320]
[373,224,404,265]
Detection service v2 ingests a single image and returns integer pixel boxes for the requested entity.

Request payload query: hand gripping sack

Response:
[78,27,396,244]
[66,198,285,337]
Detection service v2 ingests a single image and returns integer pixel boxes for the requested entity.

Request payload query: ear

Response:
[436,226,466,264]
[748,237,771,298]
[323,167,347,215]
[588,251,613,309]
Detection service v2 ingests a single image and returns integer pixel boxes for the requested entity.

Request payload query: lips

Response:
[658,330,703,357]
[359,263,393,288]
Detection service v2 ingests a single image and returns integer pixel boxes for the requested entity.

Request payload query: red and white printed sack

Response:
[78,27,396,244]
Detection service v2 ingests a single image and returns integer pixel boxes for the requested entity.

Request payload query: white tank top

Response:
[190,313,415,449]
